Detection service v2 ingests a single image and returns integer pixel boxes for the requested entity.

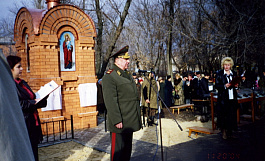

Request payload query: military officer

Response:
[102,45,142,161]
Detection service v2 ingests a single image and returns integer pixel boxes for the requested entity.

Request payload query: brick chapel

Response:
[14,0,98,132]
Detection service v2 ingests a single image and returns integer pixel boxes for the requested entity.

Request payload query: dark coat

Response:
[159,82,165,102]
[215,70,238,104]
[184,80,193,100]
[15,80,44,144]
[215,69,238,130]
[102,65,142,133]
[164,80,173,107]
[193,77,209,99]
[96,82,106,113]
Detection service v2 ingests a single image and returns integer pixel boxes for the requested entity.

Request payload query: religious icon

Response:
[60,32,75,71]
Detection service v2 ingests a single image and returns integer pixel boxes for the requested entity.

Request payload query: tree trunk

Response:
[98,0,132,79]
[95,0,103,76]
[166,0,174,80]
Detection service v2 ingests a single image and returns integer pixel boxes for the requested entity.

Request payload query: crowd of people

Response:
[131,70,212,111]
[126,57,265,140]
[130,65,265,112]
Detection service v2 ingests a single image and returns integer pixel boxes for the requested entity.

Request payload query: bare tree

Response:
[32,0,45,9]
[95,0,132,79]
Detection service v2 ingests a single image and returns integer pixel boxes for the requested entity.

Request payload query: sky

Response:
[0,0,17,18]
[0,0,33,20]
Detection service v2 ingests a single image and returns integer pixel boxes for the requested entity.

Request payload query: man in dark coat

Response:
[193,71,209,99]
[184,74,193,104]
[102,46,142,161]
[164,75,173,107]
[192,71,210,116]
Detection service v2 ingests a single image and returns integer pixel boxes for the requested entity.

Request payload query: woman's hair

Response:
[175,73,180,78]
[6,55,21,69]
[221,57,234,69]
[174,73,182,85]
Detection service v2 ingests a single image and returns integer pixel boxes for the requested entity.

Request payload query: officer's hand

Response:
[115,122,123,129]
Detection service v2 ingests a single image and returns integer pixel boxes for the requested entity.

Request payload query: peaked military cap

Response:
[111,45,130,59]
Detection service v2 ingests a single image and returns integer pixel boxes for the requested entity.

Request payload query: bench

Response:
[170,104,194,114]
[187,126,220,137]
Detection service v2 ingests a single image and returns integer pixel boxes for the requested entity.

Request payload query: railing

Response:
[40,115,74,144]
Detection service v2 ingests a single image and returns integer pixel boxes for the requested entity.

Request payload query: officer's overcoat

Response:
[102,65,142,133]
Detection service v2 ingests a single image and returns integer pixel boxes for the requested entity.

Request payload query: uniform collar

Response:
[113,64,132,80]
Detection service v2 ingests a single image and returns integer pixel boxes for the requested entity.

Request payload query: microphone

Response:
[138,69,149,73]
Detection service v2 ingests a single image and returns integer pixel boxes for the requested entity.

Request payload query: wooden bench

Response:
[170,104,194,114]
[187,126,220,137]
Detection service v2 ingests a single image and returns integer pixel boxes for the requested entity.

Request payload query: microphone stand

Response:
[140,71,183,161]
[147,69,153,126]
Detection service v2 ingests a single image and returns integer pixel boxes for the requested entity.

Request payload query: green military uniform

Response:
[102,46,142,161]
[102,65,142,133]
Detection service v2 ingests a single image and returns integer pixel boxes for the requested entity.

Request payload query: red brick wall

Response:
[14,5,98,133]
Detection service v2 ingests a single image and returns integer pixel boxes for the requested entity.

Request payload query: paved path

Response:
[39,114,265,161]
[70,115,265,161]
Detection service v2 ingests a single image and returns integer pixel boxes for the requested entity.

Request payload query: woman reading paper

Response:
[7,55,47,161]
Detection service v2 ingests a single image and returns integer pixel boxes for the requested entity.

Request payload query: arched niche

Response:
[39,4,96,38]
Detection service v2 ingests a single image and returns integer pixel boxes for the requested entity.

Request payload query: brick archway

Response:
[14,7,46,44]
[39,4,96,38]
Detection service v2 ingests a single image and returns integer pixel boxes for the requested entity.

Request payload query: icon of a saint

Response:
[63,34,73,69]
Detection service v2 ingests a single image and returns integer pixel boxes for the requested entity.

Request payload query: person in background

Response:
[132,73,141,99]
[258,69,265,113]
[193,71,209,99]
[164,75,173,108]
[1,53,35,161]
[258,70,265,93]
[174,73,185,105]
[158,77,165,105]
[132,72,137,79]
[184,74,193,104]
[96,79,106,115]
[215,57,239,140]
[158,76,166,118]
[238,75,252,115]
[240,75,252,89]
[193,71,210,116]
[138,77,144,85]
[101,46,141,161]
[7,55,47,161]
[142,71,160,126]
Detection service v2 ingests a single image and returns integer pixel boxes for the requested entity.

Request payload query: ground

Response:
[39,108,215,161]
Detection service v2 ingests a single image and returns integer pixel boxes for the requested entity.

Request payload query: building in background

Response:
[13,0,98,133]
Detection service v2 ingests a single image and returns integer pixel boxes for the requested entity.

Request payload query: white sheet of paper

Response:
[35,80,59,100]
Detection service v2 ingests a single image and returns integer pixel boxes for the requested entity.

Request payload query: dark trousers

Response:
[31,141,39,161]
[110,132,133,161]
[217,99,238,132]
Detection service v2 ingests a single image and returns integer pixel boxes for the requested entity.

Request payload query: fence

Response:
[40,115,74,144]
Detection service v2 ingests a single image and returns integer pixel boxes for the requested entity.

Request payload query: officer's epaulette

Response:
[106,69,114,74]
